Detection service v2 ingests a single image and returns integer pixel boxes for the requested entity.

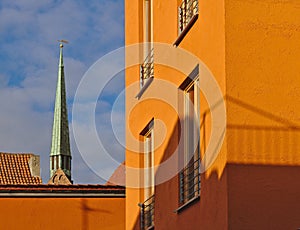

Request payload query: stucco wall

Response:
[226,0,300,164]
[0,197,125,230]
[228,163,300,229]
[125,0,228,229]
[225,0,300,228]
[126,0,300,229]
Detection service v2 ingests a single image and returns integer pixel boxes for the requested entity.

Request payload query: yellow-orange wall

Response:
[225,1,300,228]
[125,0,300,229]
[0,197,125,230]
[226,0,300,165]
[125,0,227,229]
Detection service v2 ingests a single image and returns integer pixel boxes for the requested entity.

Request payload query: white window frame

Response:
[184,77,200,168]
[144,128,154,200]
[143,0,153,58]
[140,0,154,89]
[178,65,201,207]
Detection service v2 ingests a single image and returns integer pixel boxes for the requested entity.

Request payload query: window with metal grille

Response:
[178,0,198,33]
[179,155,201,204]
[139,119,155,229]
[174,0,199,46]
[140,48,154,88]
[139,194,155,230]
[140,0,154,89]
[179,66,201,206]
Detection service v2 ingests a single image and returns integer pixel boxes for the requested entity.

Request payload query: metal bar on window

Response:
[178,0,198,34]
[139,194,155,230]
[140,48,154,88]
[179,154,201,205]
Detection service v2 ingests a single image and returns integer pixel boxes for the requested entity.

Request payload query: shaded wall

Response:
[0,197,125,230]
[228,163,300,229]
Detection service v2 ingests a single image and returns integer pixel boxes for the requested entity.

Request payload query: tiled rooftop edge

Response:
[0,184,125,197]
[0,152,42,185]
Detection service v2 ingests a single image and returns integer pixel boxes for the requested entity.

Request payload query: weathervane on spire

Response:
[57,39,69,48]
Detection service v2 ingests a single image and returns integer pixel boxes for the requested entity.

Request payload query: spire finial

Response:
[57,39,69,48]
[57,40,68,67]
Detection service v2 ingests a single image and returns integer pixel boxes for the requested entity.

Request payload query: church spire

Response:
[50,41,72,182]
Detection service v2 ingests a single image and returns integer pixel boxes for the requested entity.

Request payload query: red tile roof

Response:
[106,162,125,186]
[0,153,42,185]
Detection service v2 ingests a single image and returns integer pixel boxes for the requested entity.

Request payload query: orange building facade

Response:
[125,0,300,229]
[0,184,125,230]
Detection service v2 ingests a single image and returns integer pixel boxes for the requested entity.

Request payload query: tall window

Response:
[144,0,152,57]
[179,66,201,206]
[53,156,59,170]
[144,128,154,199]
[61,156,65,170]
[51,156,54,170]
[139,120,155,230]
[67,158,71,171]
[140,0,154,88]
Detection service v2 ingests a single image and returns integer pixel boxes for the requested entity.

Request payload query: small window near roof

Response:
[174,0,199,46]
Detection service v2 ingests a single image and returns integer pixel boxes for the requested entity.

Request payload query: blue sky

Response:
[0,0,125,184]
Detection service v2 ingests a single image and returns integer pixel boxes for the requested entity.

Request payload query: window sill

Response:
[147,225,154,230]
[174,195,200,213]
[173,13,199,47]
[135,77,154,99]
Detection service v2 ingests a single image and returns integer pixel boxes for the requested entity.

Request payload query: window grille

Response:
[139,194,155,230]
[140,48,154,88]
[178,0,198,34]
[179,153,201,204]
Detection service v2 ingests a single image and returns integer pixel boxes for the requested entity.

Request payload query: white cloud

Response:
[0,74,9,88]
[0,0,125,184]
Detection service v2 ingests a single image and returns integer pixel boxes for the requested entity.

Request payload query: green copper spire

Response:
[50,42,72,181]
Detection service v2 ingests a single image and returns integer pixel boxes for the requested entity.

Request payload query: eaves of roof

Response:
[0,184,125,198]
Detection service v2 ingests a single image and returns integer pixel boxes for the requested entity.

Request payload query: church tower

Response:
[49,42,72,182]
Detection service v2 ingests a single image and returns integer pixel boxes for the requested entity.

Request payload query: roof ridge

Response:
[0,152,34,156]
